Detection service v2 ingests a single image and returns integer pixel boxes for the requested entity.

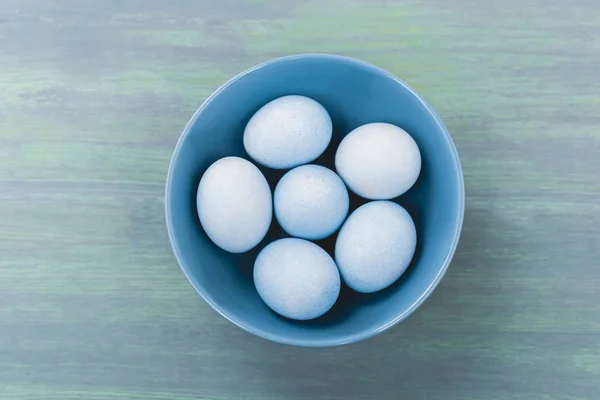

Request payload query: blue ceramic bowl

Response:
[165,54,464,347]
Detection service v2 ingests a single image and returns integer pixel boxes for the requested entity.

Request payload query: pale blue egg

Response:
[197,157,272,253]
[254,238,341,320]
[274,165,349,240]
[243,95,332,169]
[335,201,416,293]
[335,122,422,200]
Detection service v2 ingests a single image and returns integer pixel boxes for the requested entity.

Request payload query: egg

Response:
[335,201,416,293]
[243,95,333,169]
[254,238,341,320]
[197,156,272,253]
[274,165,349,240]
[335,122,421,200]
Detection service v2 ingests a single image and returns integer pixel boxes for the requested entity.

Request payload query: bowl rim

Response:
[165,53,465,347]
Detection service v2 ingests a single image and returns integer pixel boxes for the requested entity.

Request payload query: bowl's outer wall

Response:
[166,54,464,347]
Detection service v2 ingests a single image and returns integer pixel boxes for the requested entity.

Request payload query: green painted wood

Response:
[1,0,599,399]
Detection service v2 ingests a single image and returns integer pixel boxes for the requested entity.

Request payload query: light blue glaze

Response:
[335,122,422,200]
[274,165,349,240]
[243,95,332,169]
[335,201,417,293]
[196,157,272,253]
[165,54,464,347]
[254,238,341,321]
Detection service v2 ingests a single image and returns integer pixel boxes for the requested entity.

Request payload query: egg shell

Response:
[335,122,421,200]
[254,238,341,320]
[197,156,272,253]
[243,95,333,169]
[274,165,349,240]
[335,201,416,293]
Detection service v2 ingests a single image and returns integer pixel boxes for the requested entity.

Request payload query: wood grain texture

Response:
[1,0,599,399]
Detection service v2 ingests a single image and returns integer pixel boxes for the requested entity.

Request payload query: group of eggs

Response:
[197,95,422,320]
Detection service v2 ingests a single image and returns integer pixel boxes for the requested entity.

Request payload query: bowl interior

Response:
[166,54,463,346]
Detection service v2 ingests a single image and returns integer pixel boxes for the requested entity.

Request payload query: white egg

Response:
[335,122,421,200]
[274,165,349,240]
[335,201,416,293]
[243,95,332,169]
[197,156,272,253]
[254,238,341,320]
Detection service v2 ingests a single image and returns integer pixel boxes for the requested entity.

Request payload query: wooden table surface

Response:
[2,0,599,399]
